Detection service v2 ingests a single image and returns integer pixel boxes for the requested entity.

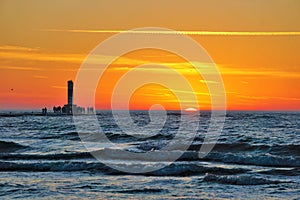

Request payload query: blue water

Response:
[0,111,299,199]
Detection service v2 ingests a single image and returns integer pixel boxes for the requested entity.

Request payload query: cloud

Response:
[0,46,149,67]
[219,65,300,77]
[0,45,40,52]
[42,29,300,36]
[51,85,67,89]
[0,66,42,71]
[0,51,84,64]
[199,80,219,84]
[110,63,300,78]
[144,86,210,96]
[237,95,300,101]
[1,45,299,78]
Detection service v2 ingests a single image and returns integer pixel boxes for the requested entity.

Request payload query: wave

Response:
[203,152,300,167]
[187,143,300,156]
[0,149,187,162]
[151,163,249,176]
[105,132,174,143]
[0,152,93,160]
[203,174,287,185]
[105,132,144,142]
[133,143,300,167]
[0,141,28,153]
[116,188,166,194]
[0,161,108,172]
[2,147,298,168]
[40,131,80,140]
[258,168,300,176]
[269,144,300,156]
[179,152,300,167]
[0,161,248,176]
[225,112,279,120]
[39,131,174,143]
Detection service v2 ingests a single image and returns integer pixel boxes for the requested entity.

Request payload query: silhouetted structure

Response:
[53,106,62,114]
[61,80,85,114]
[62,80,74,114]
[67,80,73,106]
[42,107,47,115]
[50,80,92,115]
[87,107,94,114]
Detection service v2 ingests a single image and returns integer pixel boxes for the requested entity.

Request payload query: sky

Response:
[0,0,300,110]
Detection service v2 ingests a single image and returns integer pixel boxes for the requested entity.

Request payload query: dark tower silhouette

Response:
[62,80,84,115]
[68,80,73,106]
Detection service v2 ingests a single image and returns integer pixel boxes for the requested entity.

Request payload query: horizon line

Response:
[1,109,299,112]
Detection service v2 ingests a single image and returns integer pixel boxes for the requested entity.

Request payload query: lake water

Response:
[0,111,299,199]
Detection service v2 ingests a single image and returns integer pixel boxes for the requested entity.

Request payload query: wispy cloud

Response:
[199,80,219,84]
[237,95,300,101]
[111,64,300,78]
[0,66,42,71]
[218,64,300,78]
[51,85,67,89]
[42,29,300,36]
[1,45,299,78]
[0,51,84,64]
[0,45,148,67]
[0,45,40,52]
[146,87,210,96]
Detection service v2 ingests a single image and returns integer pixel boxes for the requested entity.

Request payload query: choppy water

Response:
[0,111,299,199]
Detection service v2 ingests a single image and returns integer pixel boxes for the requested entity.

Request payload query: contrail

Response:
[42,29,300,36]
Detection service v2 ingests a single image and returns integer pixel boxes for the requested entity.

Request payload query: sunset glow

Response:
[1,0,299,111]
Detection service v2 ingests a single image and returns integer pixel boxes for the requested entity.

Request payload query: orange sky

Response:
[0,0,299,110]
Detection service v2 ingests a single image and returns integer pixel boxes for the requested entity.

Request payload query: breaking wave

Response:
[203,152,300,167]
[0,161,248,176]
[203,174,288,185]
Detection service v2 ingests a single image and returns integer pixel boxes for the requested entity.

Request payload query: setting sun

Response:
[184,107,198,112]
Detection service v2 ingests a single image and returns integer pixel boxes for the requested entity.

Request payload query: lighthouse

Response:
[62,80,75,114]
[53,80,85,115]
[67,80,73,106]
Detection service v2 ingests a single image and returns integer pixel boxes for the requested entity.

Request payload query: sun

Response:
[184,107,198,112]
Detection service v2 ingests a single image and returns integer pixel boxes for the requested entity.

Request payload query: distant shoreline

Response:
[0,112,93,117]
[0,110,299,117]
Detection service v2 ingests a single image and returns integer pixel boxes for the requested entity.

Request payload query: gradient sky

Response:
[0,0,300,110]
